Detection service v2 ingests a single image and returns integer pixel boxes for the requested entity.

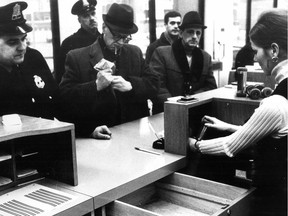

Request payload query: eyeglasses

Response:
[110,28,132,43]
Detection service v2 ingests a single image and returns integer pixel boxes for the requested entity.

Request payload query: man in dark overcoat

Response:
[0,1,59,120]
[59,3,159,139]
[145,10,182,64]
[150,11,217,114]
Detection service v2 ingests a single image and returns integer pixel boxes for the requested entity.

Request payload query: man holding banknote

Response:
[59,3,159,139]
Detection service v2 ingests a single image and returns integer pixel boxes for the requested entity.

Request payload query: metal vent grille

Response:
[0,184,75,216]
[0,199,44,215]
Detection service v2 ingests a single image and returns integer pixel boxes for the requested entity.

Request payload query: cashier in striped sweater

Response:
[189,9,287,216]
[0,1,60,120]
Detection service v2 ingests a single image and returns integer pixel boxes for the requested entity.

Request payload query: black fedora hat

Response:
[71,0,97,16]
[179,11,207,30]
[0,1,32,35]
[102,3,138,35]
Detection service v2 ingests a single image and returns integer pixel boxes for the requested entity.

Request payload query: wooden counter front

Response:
[0,115,82,215]
[0,115,77,188]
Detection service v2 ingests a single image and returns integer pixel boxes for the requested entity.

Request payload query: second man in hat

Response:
[149,11,217,114]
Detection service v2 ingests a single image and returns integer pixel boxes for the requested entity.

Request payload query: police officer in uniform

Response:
[55,0,100,84]
[0,1,59,120]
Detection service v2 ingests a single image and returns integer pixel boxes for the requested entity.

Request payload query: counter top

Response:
[0,115,74,142]
[166,86,261,107]
[0,87,258,214]
[60,113,186,209]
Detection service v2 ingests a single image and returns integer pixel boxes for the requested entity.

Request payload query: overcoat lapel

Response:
[89,40,104,78]
[172,39,204,80]
[172,39,190,74]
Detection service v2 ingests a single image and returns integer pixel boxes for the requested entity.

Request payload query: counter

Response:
[0,87,258,215]
[164,86,260,155]
[60,113,187,209]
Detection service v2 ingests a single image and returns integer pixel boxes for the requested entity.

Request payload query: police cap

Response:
[0,1,32,35]
[71,0,97,16]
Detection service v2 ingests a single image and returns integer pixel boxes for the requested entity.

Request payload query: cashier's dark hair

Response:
[164,11,181,24]
[249,9,287,55]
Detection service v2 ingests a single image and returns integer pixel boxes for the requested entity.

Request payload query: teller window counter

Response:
[88,87,256,216]
[164,87,261,188]
[0,88,258,216]
[164,87,260,156]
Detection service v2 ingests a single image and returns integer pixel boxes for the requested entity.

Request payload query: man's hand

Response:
[111,76,132,92]
[96,69,113,91]
[91,125,112,139]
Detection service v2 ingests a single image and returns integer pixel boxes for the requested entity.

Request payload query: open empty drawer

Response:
[106,172,255,216]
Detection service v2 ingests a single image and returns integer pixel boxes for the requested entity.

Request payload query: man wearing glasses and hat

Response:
[150,11,217,114]
[60,3,159,139]
[0,1,60,120]
[55,0,100,84]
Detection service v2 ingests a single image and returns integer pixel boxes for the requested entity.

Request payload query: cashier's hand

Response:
[188,138,199,152]
[111,76,132,92]
[202,116,239,133]
[91,125,112,139]
[96,69,113,91]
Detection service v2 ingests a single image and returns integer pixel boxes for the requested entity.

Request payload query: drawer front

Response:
[216,187,255,216]
[106,172,255,216]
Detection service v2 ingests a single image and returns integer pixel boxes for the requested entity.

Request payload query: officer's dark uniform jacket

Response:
[55,28,100,84]
[0,47,59,119]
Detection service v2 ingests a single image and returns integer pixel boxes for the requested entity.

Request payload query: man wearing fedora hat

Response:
[0,1,60,120]
[55,0,100,84]
[150,11,217,114]
[59,3,159,139]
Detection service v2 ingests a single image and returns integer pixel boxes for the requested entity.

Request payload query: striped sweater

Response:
[198,60,288,157]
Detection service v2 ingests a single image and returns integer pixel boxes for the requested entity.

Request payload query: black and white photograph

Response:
[0,0,287,215]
